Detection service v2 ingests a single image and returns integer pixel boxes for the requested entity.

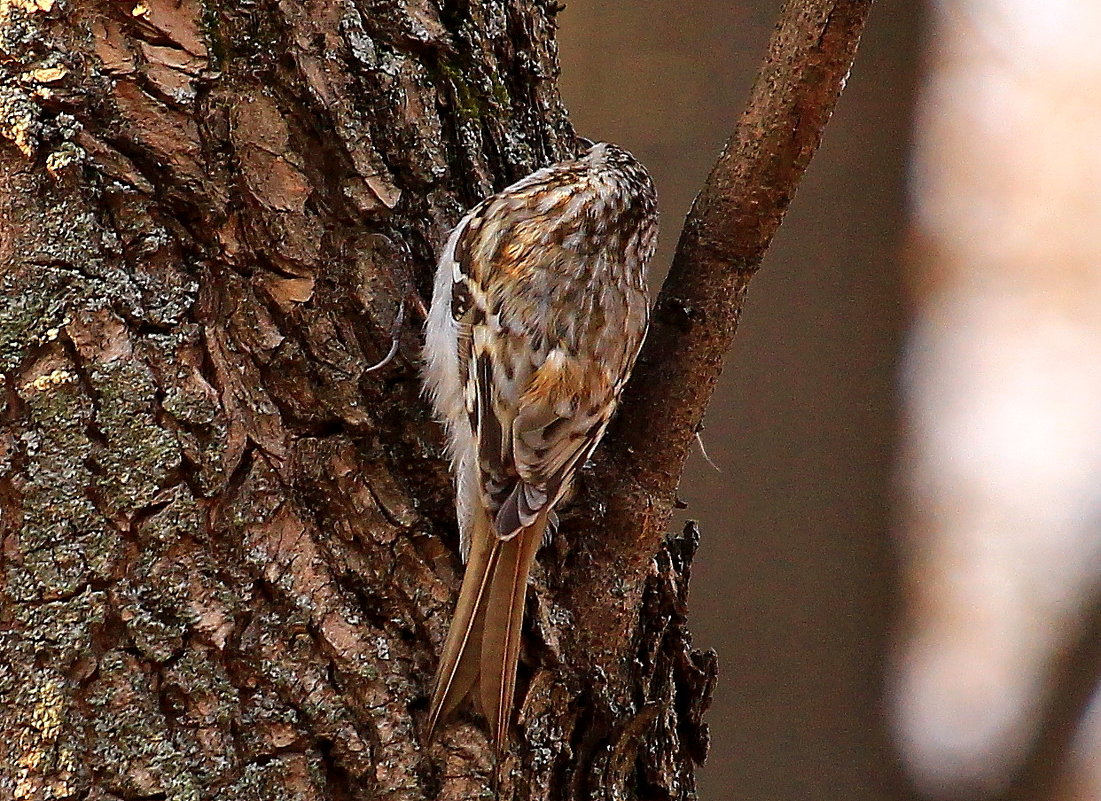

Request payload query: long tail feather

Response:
[479,516,545,751]
[427,511,500,739]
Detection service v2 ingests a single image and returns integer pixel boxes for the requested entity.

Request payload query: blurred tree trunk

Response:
[0,1,713,800]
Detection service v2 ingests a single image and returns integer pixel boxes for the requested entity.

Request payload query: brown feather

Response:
[422,143,658,753]
[479,514,546,751]
[426,510,500,740]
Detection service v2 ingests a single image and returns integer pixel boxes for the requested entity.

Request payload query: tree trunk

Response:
[0,1,713,799]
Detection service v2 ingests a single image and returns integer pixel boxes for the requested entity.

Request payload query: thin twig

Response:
[571,0,876,669]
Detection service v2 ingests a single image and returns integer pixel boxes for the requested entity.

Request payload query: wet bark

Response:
[0,1,714,799]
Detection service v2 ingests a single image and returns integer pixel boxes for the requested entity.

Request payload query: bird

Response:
[421,140,658,752]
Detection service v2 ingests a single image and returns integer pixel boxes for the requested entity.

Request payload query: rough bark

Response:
[0,1,867,799]
[0,0,710,799]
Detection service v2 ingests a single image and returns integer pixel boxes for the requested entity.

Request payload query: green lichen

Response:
[90,358,179,516]
[13,591,107,664]
[238,681,302,754]
[162,383,218,426]
[112,488,210,659]
[141,483,204,543]
[87,652,202,801]
[0,191,140,373]
[160,649,241,783]
[437,57,485,119]
[170,649,240,728]
[118,578,190,663]
[211,755,326,801]
[12,378,116,602]
[0,270,70,375]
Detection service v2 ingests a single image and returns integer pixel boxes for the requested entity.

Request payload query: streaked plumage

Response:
[422,142,658,751]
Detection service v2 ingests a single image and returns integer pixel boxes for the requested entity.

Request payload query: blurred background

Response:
[558,2,1101,800]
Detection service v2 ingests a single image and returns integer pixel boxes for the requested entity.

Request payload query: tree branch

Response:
[570,0,875,665]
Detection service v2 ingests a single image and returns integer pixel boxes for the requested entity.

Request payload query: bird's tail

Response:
[427,508,545,752]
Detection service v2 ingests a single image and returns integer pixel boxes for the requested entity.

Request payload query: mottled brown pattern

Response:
[423,143,658,753]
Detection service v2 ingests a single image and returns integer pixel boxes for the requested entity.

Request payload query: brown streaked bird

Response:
[422,141,658,751]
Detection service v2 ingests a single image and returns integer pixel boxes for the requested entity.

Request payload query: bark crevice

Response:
[1,1,868,798]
